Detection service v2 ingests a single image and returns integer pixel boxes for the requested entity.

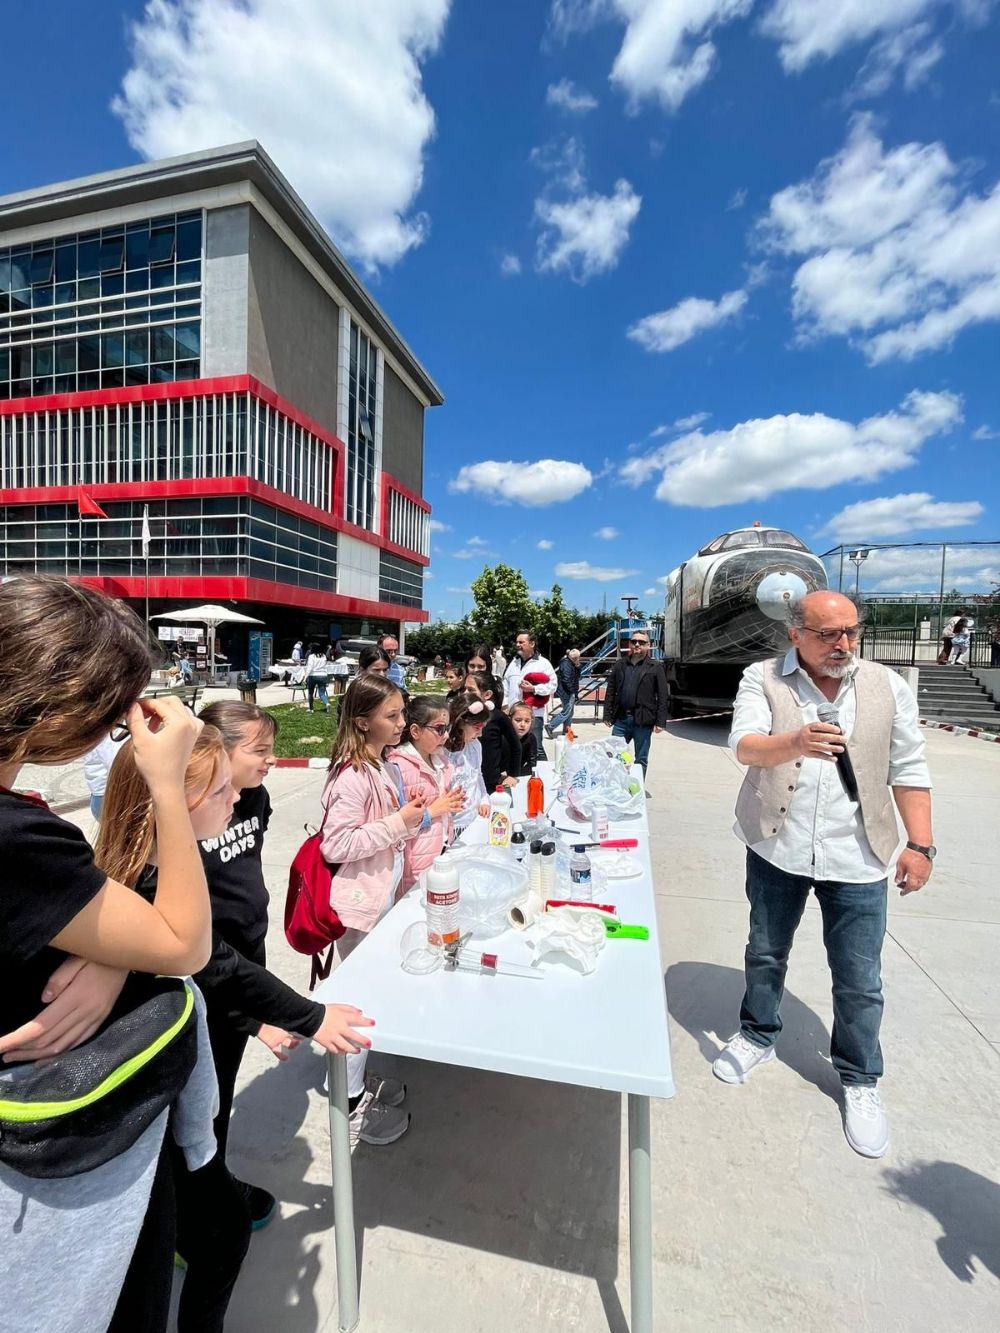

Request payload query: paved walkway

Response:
[58,720,1000,1331]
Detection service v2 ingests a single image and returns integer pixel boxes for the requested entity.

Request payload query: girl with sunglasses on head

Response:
[0,576,216,1333]
[319,675,428,1145]
[445,691,493,835]
[388,696,465,892]
[465,671,521,794]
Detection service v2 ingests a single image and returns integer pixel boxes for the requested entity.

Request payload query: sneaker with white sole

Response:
[364,1069,407,1108]
[712,1032,777,1084]
[843,1085,889,1158]
[349,1089,411,1147]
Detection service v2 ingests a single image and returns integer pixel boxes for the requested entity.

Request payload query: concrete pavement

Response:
[56,719,1000,1331]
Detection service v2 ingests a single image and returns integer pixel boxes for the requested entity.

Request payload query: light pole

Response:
[848,548,870,598]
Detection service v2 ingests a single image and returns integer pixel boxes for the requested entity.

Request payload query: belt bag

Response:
[0,976,197,1179]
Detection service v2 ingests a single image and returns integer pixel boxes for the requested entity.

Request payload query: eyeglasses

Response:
[799,625,864,644]
[110,720,130,742]
[420,723,450,735]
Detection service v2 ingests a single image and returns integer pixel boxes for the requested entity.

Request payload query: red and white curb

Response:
[275,757,330,768]
[920,718,1000,743]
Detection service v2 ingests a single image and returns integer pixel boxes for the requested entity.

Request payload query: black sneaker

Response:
[234,1178,277,1231]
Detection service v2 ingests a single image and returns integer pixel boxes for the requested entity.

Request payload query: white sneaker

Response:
[712,1032,777,1084]
[843,1085,889,1158]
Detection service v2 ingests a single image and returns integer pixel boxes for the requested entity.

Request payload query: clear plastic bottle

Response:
[540,841,556,899]
[425,851,461,950]
[489,785,513,848]
[590,801,609,843]
[570,845,593,902]
[527,771,545,819]
[528,838,543,896]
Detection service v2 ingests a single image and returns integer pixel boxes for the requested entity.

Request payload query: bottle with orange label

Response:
[526,770,544,819]
[425,851,461,950]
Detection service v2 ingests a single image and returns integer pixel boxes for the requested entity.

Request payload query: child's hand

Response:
[256,1023,301,1062]
[502,776,518,788]
[0,956,128,1062]
[128,695,203,797]
[429,786,465,819]
[477,800,491,818]
[311,1004,375,1055]
[400,791,427,830]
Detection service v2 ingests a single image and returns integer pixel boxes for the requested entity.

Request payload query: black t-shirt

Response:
[0,789,108,1037]
[198,786,272,953]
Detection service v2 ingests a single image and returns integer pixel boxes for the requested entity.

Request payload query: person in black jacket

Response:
[196,701,402,1232]
[467,670,521,792]
[508,700,539,775]
[602,632,668,776]
[546,648,582,738]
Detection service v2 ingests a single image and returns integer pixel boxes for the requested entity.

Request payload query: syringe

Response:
[443,949,542,980]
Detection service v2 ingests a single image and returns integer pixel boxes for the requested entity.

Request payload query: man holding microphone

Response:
[714,591,934,1158]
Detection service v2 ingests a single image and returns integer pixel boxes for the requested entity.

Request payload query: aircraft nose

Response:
[756,570,808,621]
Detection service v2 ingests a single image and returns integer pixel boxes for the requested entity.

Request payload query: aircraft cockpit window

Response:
[762,529,807,550]
[721,531,761,550]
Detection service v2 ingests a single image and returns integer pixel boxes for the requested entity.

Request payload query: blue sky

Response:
[3,1,999,619]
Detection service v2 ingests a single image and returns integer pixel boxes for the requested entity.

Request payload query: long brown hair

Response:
[329,675,403,772]
[0,576,153,766]
[446,691,492,753]
[94,725,225,887]
[198,700,277,752]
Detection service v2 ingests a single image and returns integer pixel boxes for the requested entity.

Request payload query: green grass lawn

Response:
[268,700,340,759]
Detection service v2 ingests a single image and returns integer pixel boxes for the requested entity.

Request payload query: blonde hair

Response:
[0,576,153,765]
[507,701,532,723]
[94,725,225,887]
[328,674,403,772]
[198,700,277,752]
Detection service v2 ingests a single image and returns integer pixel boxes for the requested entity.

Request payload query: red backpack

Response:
[285,813,346,991]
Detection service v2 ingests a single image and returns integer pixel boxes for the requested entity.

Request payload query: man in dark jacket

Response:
[602,631,668,775]
[546,648,582,738]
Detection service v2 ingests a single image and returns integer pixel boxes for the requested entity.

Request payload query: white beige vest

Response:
[734,658,899,866]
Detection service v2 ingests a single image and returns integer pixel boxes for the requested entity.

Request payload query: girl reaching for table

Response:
[389,695,465,892]
[320,675,427,1146]
[445,692,493,836]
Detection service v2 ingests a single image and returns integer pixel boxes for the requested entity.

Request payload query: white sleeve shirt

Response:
[729,649,931,882]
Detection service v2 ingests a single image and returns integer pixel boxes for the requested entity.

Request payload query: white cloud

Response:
[845,544,1000,593]
[620,389,962,506]
[628,288,747,352]
[537,539,555,550]
[821,491,984,540]
[451,460,594,506]
[760,0,991,75]
[973,424,999,441]
[643,586,658,596]
[546,77,599,113]
[849,22,944,99]
[536,180,642,282]
[446,585,473,595]
[594,526,620,539]
[466,536,489,546]
[651,412,711,437]
[727,186,749,210]
[428,518,451,532]
[555,561,642,581]
[453,542,497,559]
[499,252,522,276]
[760,115,1000,362]
[113,0,450,271]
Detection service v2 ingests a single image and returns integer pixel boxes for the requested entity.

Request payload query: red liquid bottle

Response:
[527,771,544,819]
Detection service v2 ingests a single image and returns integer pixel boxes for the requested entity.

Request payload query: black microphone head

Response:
[816,702,840,725]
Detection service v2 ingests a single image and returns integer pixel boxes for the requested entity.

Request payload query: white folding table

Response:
[312,763,675,1331]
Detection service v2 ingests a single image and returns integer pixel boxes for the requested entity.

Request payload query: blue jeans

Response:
[547,694,576,735]
[739,850,887,1087]
[307,675,329,709]
[532,715,548,762]
[612,715,653,774]
[90,794,103,820]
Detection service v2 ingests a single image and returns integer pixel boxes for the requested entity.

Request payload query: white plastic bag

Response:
[530,906,607,974]
[561,737,644,819]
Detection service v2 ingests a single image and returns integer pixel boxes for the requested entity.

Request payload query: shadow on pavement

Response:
[660,719,732,749]
[884,1161,1000,1284]
[665,961,842,1102]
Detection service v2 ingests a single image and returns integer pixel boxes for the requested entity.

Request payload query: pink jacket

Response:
[389,743,454,890]
[319,759,414,932]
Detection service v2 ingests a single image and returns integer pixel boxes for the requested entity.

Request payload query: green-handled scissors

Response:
[603,920,650,941]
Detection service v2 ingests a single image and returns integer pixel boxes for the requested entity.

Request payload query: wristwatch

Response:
[906,841,937,860]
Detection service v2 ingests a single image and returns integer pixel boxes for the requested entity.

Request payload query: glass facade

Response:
[0,390,334,511]
[346,320,377,529]
[379,551,423,609]
[0,496,337,590]
[0,212,202,398]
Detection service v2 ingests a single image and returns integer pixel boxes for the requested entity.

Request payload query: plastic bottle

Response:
[489,785,513,848]
[528,838,543,896]
[591,801,609,843]
[569,845,593,902]
[540,841,556,899]
[425,851,461,950]
[510,824,526,865]
[527,770,545,819]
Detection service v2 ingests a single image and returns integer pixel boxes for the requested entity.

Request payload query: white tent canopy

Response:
[150,604,264,675]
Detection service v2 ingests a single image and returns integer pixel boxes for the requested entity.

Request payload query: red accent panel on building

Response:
[378,473,431,567]
[383,474,431,514]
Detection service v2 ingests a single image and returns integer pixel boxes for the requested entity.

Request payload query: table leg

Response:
[328,1053,360,1333]
[627,1093,653,1333]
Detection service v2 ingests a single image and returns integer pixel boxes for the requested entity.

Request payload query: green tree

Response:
[405,618,473,662]
[533,583,579,661]
[469,563,536,651]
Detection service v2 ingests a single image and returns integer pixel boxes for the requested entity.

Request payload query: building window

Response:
[387,487,430,558]
[379,551,423,609]
[0,212,203,398]
[346,320,377,530]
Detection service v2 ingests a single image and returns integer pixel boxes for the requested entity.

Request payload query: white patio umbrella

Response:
[150,603,264,677]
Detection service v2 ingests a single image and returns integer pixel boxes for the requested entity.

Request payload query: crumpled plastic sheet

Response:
[529,905,608,975]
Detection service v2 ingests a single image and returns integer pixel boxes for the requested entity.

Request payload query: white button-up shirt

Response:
[729,648,932,883]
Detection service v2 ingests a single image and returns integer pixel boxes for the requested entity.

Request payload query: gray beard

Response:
[820,653,856,679]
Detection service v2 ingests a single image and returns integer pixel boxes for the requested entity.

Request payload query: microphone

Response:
[816,702,859,802]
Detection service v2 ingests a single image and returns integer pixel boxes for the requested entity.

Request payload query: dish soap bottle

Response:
[489,785,513,848]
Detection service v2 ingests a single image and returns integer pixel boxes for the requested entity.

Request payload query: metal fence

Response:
[860,627,995,668]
